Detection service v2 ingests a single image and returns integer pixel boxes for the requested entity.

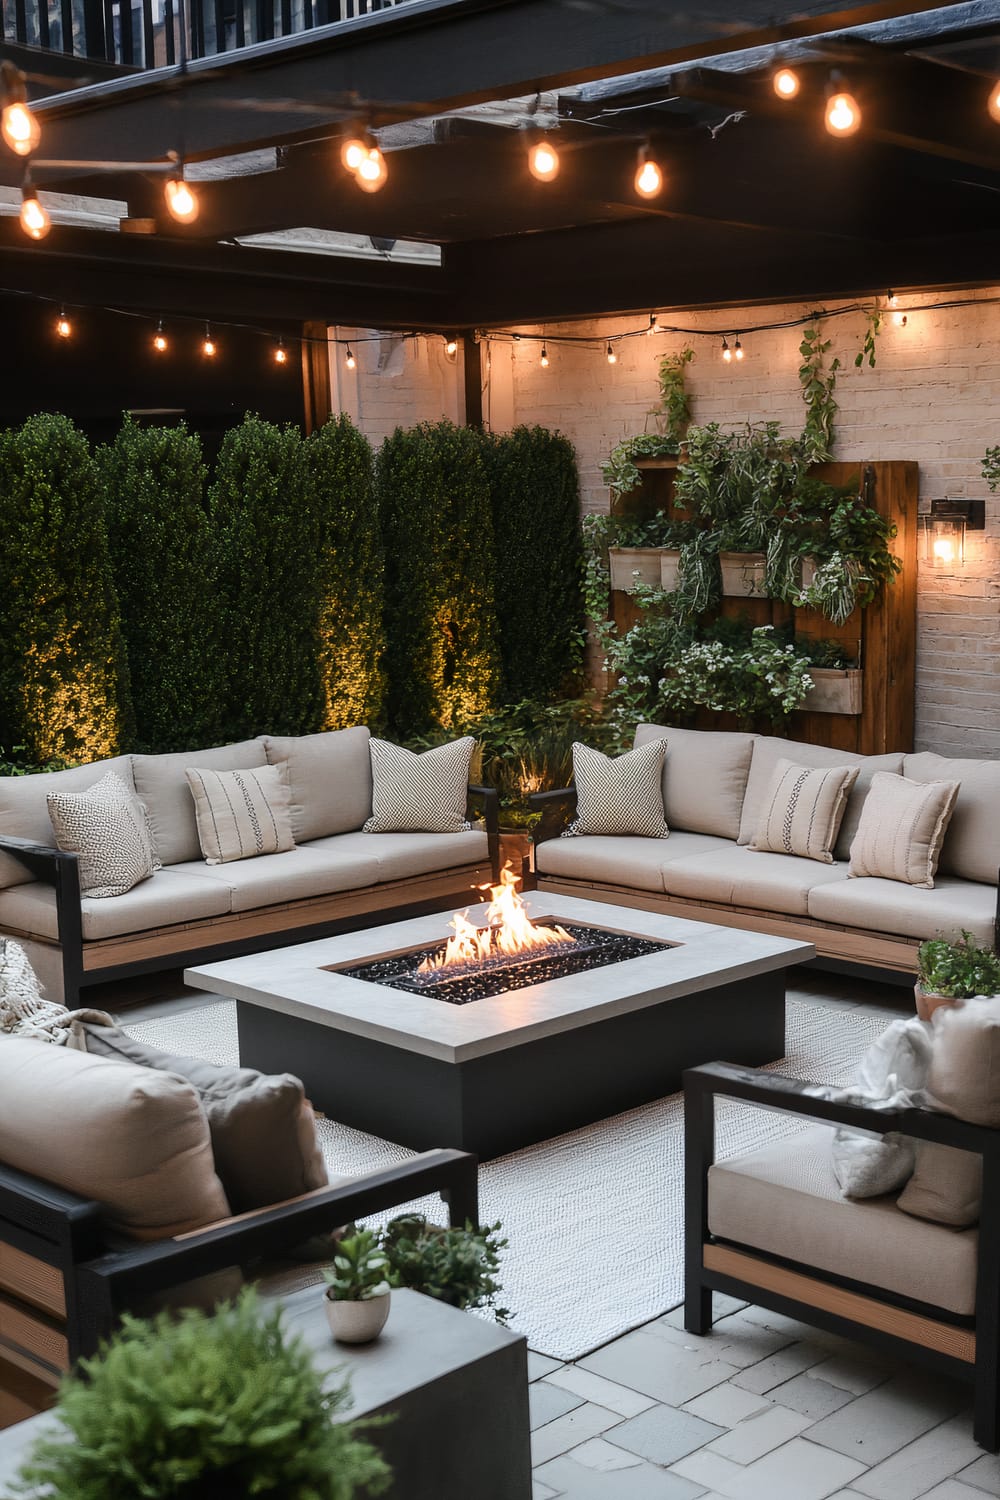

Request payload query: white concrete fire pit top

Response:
[186,894,813,1064]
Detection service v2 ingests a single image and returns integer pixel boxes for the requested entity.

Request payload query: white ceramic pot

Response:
[325,1290,391,1344]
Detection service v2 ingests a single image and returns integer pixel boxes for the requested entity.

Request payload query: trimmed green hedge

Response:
[100,417,226,753]
[307,414,387,731]
[485,425,585,700]
[210,415,324,740]
[0,413,132,763]
[378,421,501,737]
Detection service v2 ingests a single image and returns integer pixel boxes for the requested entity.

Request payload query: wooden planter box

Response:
[609,547,668,592]
[660,550,681,591]
[719,551,767,597]
[802,667,864,715]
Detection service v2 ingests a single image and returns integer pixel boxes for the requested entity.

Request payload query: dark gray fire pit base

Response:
[237,971,784,1160]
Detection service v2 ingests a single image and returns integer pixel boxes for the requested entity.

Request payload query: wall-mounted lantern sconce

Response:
[919,498,986,568]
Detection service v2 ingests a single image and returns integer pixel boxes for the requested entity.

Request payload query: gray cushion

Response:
[660,845,849,916]
[903,752,1000,886]
[0,868,232,942]
[0,756,136,890]
[79,1023,328,1214]
[737,739,905,858]
[306,829,490,884]
[708,1124,978,1315]
[133,740,268,866]
[535,831,733,892]
[264,728,373,842]
[807,875,997,946]
[167,846,381,914]
[633,723,757,840]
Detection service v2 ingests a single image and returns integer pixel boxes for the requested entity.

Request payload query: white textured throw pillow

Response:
[749,758,859,864]
[563,739,669,839]
[363,737,474,834]
[848,771,960,888]
[186,762,295,865]
[47,769,159,898]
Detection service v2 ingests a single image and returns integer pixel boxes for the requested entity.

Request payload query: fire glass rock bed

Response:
[186,894,813,1160]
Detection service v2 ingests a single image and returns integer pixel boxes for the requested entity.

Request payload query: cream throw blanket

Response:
[0,937,112,1048]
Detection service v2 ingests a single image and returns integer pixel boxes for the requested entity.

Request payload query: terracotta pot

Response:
[324,1290,390,1344]
[914,983,961,1024]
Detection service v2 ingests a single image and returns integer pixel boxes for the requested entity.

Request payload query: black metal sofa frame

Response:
[0,787,499,1007]
[0,1148,479,1383]
[684,1061,1000,1450]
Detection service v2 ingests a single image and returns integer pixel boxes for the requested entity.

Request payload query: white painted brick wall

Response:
[344,294,1000,756]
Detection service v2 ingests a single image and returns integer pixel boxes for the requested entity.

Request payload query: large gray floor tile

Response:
[804,1373,971,1464]
[651,1309,793,1371]
[851,1414,981,1500]
[530,1381,584,1430]
[545,1366,657,1417]
[580,1328,741,1406]
[705,1404,814,1464]
[918,1485,1000,1500]
[957,1453,1000,1495]
[528,1352,563,1382]
[530,1404,620,1467]
[535,1452,706,1499]
[731,1342,829,1394]
[604,1403,724,1466]
[674,1435,867,1500]
[683,1382,773,1428]
[769,1371,858,1418]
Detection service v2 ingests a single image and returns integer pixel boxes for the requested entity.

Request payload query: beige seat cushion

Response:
[186,763,295,865]
[708,1124,978,1315]
[807,875,996,947]
[306,829,490,884]
[848,773,960,889]
[264,728,373,842]
[0,1036,230,1240]
[633,723,757,840]
[737,739,905,858]
[0,868,233,942]
[536,831,733,893]
[0,756,136,891]
[133,740,268,866]
[660,845,849,916]
[903,752,1000,886]
[748,759,859,864]
[168,846,382,913]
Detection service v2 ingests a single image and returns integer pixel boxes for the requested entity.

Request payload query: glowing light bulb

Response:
[274,340,288,365]
[606,342,617,365]
[528,138,559,183]
[202,325,216,358]
[153,321,168,352]
[773,67,800,100]
[345,345,356,370]
[55,309,71,339]
[933,537,955,564]
[2,100,40,156]
[164,177,199,224]
[634,155,663,199]
[445,337,458,356]
[825,91,861,137]
[540,345,549,367]
[355,147,387,193]
[19,189,49,240]
[988,81,1000,124]
[734,337,744,361]
[340,135,367,172]
[721,338,732,363]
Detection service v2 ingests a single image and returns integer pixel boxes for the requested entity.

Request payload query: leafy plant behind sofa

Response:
[100,416,227,753]
[0,413,133,764]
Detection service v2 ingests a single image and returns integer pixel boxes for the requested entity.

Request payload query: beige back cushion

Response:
[903,752,1000,887]
[633,724,757,840]
[264,727,372,842]
[132,740,268,866]
[0,756,136,891]
[0,1037,230,1240]
[738,738,904,859]
[848,773,959,889]
[928,996,1000,1128]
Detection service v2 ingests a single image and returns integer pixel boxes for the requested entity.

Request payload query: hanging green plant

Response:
[798,327,841,463]
[600,348,693,496]
[855,309,882,369]
[982,445,1000,492]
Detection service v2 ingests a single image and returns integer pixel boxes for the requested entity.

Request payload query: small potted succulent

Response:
[915,931,1000,1021]
[323,1227,393,1345]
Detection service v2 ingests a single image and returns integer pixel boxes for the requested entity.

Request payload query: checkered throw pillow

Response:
[364,737,474,833]
[563,739,669,839]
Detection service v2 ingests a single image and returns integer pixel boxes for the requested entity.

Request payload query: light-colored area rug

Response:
[125,998,884,1362]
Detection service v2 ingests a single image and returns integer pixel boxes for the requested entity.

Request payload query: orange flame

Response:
[417,865,576,976]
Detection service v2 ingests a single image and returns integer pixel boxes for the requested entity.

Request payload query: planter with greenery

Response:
[16,1290,390,1500]
[600,349,693,498]
[323,1226,393,1344]
[718,551,768,597]
[915,931,1000,1021]
[800,666,864,715]
[382,1214,510,1323]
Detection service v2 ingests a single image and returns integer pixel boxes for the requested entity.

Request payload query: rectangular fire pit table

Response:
[186,894,813,1160]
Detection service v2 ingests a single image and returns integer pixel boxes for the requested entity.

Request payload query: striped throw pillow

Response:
[185,763,294,865]
[748,758,859,864]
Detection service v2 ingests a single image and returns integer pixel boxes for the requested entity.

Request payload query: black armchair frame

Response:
[685,1061,1000,1450]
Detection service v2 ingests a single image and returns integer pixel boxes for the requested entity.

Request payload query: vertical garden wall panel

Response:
[0,413,131,763]
[101,417,226,754]
[210,415,324,740]
[486,426,585,701]
[306,415,387,731]
[378,421,501,737]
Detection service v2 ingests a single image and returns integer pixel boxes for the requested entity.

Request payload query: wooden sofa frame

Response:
[0,786,499,1007]
[530,787,1000,983]
[0,1148,478,1386]
[685,1061,1000,1450]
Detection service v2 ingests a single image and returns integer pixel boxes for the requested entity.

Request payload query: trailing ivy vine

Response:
[798,326,841,462]
[855,309,882,369]
[601,348,694,496]
[0,413,132,763]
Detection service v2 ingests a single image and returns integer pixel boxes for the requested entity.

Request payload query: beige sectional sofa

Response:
[533,724,1000,979]
[0,727,497,1005]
